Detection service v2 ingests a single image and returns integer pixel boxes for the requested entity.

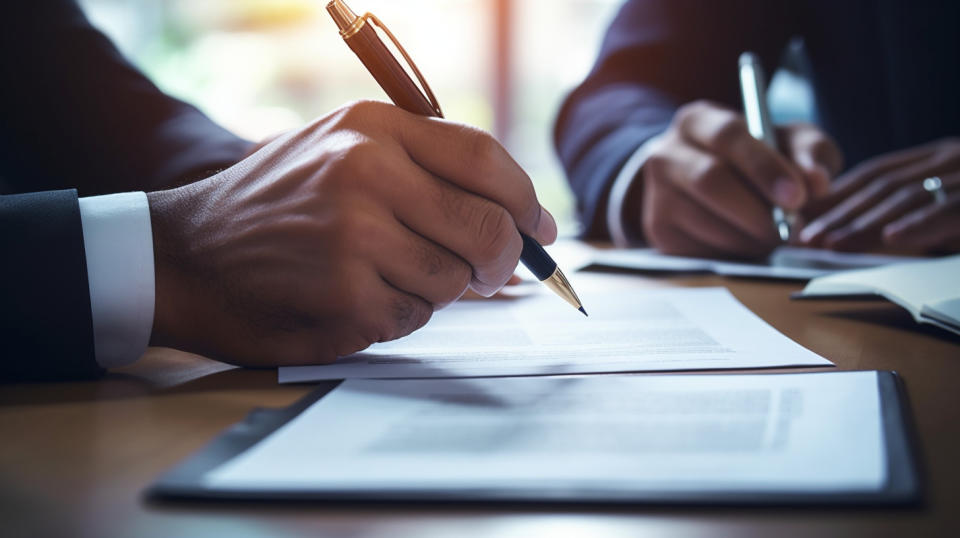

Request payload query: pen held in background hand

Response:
[739,52,795,243]
[325,0,586,316]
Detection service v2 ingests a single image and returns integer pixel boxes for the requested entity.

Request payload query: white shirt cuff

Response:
[78,192,155,369]
[606,133,665,247]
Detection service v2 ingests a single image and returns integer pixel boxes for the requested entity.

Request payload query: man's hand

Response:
[637,100,842,258]
[146,101,557,367]
[799,137,960,252]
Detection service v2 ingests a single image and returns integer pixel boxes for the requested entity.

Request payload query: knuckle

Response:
[673,104,694,129]
[324,140,385,191]
[461,127,502,174]
[336,99,386,124]
[675,99,712,127]
[674,101,700,131]
[710,114,748,151]
[345,139,387,178]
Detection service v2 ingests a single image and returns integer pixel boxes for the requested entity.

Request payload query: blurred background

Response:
[78,0,624,235]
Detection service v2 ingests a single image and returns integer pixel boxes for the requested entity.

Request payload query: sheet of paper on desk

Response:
[588,246,917,280]
[207,372,885,494]
[279,287,831,382]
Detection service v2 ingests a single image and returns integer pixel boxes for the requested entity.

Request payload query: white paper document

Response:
[280,287,831,382]
[589,246,916,280]
[207,371,886,494]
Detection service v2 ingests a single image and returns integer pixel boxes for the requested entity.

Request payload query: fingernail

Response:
[536,206,558,244]
[774,178,801,207]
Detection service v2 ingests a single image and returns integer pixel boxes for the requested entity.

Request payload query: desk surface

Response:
[2,272,959,538]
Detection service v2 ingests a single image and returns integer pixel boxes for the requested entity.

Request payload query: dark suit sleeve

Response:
[0,2,253,381]
[0,189,102,381]
[0,1,252,196]
[553,0,798,239]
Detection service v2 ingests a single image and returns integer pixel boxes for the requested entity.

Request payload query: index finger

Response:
[825,143,936,206]
[677,102,808,210]
[391,110,557,245]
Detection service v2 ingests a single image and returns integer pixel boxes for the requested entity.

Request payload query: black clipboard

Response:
[148,372,921,506]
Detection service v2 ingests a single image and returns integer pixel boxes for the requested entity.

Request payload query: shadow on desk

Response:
[819,305,960,345]
[0,350,275,407]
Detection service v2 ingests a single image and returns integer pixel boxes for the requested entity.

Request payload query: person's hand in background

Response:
[146,100,557,367]
[637,100,843,258]
[799,137,960,253]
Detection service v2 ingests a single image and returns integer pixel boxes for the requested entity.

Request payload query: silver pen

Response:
[738,51,794,242]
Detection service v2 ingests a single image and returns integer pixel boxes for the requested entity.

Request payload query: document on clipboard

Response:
[150,371,919,506]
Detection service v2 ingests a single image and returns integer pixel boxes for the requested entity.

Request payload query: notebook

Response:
[794,254,960,337]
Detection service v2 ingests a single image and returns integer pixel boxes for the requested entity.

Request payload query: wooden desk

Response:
[2,272,959,538]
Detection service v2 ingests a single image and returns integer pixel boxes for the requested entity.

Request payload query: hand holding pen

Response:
[149,99,560,367]
[630,60,842,258]
[326,0,585,314]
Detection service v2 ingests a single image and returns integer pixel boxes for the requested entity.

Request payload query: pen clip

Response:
[360,13,444,119]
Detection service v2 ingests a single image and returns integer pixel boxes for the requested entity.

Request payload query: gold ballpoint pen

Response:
[326,0,586,316]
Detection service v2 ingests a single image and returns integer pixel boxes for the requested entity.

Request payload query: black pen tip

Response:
[579,306,588,317]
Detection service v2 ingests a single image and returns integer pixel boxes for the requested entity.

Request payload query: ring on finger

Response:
[922,176,947,205]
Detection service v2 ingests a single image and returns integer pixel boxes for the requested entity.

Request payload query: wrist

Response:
[146,188,196,352]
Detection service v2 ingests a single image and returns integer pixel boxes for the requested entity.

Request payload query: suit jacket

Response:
[0,1,250,381]
[555,0,960,239]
